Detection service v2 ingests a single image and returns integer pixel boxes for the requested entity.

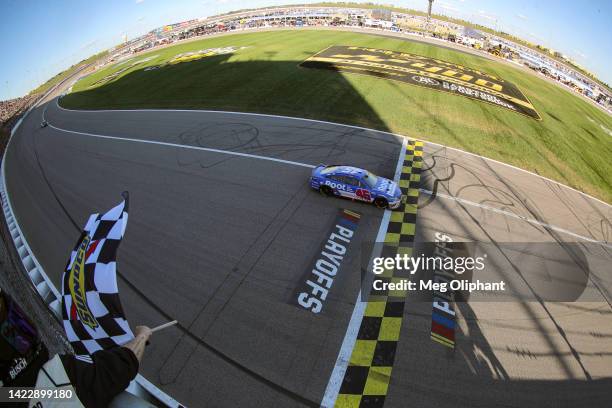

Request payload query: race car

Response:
[310,165,402,209]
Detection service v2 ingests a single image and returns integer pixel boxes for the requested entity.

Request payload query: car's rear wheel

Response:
[320,185,333,196]
[374,197,388,208]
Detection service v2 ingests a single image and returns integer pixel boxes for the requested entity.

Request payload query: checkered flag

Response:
[61,192,133,362]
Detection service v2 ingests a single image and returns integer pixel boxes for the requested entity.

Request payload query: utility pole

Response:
[427,0,434,20]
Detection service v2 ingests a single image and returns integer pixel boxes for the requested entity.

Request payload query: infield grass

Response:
[61,30,612,203]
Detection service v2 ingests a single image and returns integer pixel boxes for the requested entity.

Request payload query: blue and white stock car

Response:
[310,165,402,209]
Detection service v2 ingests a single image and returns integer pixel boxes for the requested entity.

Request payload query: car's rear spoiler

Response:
[318,164,348,168]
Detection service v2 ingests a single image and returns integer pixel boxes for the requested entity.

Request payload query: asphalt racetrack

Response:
[5,98,612,407]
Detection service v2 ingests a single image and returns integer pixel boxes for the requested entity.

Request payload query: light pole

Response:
[428,0,434,20]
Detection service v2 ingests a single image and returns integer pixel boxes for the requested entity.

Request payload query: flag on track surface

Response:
[61,193,133,362]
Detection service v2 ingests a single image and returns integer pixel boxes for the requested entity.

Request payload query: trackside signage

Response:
[301,45,541,119]
[294,209,361,314]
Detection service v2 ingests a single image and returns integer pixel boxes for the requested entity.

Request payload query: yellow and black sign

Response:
[68,234,99,329]
[301,46,540,119]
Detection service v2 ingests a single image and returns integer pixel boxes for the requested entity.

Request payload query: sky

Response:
[0,0,610,100]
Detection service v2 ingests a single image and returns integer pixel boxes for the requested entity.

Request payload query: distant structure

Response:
[104,4,611,109]
[372,8,392,21]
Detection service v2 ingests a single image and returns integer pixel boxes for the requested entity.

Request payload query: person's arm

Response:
[123,326,152,363]
[60,327,153,408]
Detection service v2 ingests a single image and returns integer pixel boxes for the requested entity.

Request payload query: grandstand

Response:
[0,94,39,127]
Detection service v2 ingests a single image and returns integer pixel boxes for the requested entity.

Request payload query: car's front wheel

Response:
[320,185,333,196]
[374,197,388,209]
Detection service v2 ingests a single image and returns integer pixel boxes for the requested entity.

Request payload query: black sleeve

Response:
[60,347,139,408]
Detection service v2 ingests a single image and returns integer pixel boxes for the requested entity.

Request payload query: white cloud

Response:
[80,40,97,50]
[438,1,459,11]
[516,13,528,20]
[477,10,497,21]
[136,0,145,4]
[137,16,145,21]
[440,6,458,12]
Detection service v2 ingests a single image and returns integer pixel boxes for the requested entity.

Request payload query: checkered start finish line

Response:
[61,194,134,363]
[335,139,428,408]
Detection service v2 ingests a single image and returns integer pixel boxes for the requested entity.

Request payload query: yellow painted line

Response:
[431,332,455,348]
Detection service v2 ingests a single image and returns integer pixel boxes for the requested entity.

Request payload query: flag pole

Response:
[150,320,178,333]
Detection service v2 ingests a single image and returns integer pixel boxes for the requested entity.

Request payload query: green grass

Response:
[61,30,612,203]
[29,51,108,96]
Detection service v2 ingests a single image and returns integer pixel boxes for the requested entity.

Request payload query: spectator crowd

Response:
[0,94,39,127]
